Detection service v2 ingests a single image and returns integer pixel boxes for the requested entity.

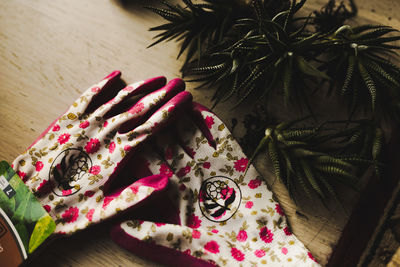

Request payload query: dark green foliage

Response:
[147,0,398,204]
[182,0,328,110]
[148,0,400,123]
[247,118,384,201]
[323,25,400,118]
[147,0,251,67]
[147,0,292,68]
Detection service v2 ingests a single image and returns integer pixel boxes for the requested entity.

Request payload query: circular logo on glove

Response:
[49,148,92,197]
[198,176,241,222]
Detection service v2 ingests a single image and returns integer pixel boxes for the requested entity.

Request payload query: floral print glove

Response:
[12,71,192,235]
[111,103,319,266]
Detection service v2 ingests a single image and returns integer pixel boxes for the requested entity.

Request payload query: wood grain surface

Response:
[0,0,399,266]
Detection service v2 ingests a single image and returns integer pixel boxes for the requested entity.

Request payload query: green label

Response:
[0,161,55,257]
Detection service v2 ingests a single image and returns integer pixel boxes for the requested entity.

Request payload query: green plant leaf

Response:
[315,172,336,198]
[28,215,56,254]
[282,128,317,140]
[316,155,353,170]
[11,191,30,223]
[283,57,293,105]
[296,56,330,79]
[372,128,383,160]
[316,164,358,186]
[301,160,324,198]
[342,55,355,95]
[358,62,377,111]
[268,140,282,182]
[365,60,399,87]
[294,165,312,199]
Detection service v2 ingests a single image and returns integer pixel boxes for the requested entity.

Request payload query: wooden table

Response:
[0,0,399,266]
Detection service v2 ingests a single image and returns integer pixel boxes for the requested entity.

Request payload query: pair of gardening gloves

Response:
[12,71,319,266]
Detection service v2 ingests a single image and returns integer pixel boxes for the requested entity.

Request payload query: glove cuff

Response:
[111,224,217,267]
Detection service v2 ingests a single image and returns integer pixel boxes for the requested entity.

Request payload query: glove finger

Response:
[158,102,217,157]
[190,103,217,149]
[91,76,167,120]
[152,128,203,183]
[101,90,191,204]
[148,118,215,226]
[68,70,123,116]
[108,78,185,133]
[173,102,230,162]
[26,71,123,149]
[101,174,169,221]
[117,91,192,148]
[84,71,127,114]
[138,102,220,185]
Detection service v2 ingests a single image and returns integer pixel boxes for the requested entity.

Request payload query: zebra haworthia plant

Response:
[147,0,397,203]
[323,25,400,117]
[148,0,400,117]
[247,118,384,202]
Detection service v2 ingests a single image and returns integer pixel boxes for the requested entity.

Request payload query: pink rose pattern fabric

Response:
[12,71,192,234]
[113,103,319,266]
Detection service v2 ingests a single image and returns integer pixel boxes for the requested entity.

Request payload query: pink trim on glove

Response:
[190,103,216,149]
[84,70,124,114]
[111,224,217,267]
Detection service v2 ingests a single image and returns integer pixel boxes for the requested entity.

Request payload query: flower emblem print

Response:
[199,176,241,222]
[50,148,92,196]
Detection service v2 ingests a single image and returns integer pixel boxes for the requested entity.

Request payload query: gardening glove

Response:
[12,71,192,234]
[111,102,319,266]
